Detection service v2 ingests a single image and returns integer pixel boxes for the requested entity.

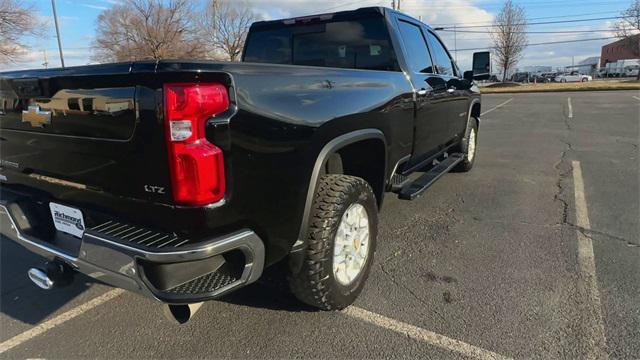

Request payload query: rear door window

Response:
[425,31,456,77]
[244,16,399,71]
[396,20,434,74]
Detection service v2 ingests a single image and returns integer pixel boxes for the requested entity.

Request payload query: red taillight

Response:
[164,83,229,206]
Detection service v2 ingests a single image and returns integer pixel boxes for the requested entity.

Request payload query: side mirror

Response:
[471,51,491,80]
[463,71,474,81]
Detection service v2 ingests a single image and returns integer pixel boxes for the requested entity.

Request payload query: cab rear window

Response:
[243,16,399,71]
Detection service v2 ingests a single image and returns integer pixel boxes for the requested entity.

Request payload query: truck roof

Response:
[250,6,433,32]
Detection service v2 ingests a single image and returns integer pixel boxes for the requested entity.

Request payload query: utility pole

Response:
[454,25,458,64]
[51,0,65,68]
[637,36,640,80]
[391,0,395,10]
[42,50,49,69]
[397,0,400,11]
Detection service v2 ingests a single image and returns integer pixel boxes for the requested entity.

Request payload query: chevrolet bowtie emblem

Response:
[22,105,51,127]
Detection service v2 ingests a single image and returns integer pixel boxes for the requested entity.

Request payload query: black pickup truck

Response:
[0,7,487,321]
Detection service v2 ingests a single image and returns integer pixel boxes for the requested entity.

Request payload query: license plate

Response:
[49,203,85,238]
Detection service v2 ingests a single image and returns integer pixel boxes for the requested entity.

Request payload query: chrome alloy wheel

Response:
[467,128,477,162]
[333,203,370,286]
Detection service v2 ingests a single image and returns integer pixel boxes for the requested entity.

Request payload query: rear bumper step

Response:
[89,220,194,249]
[0,202,264,303]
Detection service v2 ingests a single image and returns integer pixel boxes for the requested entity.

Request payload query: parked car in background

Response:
[605,63,620,77]
[529,73,554,83]
[511,72,530,83]
[555,71,592,83]
[488,74,501,82]
[605,60,640,77]
[541,72,559,83]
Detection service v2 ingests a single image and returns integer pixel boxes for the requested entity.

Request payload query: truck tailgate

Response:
[0,64,172,204]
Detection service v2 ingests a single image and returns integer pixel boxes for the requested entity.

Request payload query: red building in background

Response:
[600,35,639,67]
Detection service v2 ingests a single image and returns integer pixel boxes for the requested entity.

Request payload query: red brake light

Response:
[164,83,229,206]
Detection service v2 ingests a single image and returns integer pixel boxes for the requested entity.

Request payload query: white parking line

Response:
[633,96,640,101]
[568,97,573,118]
[572,161,608,360]
[480,98,513,117]
[343,306,511,360]
[0,289,124,354]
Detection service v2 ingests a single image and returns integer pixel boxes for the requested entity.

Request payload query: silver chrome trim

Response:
[0,206,78,263]
[28,268,54,290]
[0,204,265,302]
[389,155,411,179]
[82,230,262,263]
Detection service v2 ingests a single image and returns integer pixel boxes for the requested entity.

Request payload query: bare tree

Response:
[490,0,528,82]
[0,0,42,63]
[197,0,259,61]
[612,0,640,80]
[92,0,206,62]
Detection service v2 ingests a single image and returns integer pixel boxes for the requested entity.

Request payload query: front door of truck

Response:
[395,17,451,168]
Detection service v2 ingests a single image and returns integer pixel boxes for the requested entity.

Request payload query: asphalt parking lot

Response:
[1,91,638,359]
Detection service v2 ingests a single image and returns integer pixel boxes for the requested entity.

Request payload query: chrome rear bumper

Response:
[0,204,265,303]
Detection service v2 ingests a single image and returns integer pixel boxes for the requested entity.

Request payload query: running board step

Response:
[390,173,411,192]
[398,154,463,200]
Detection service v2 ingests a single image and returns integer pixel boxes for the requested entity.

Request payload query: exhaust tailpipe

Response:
[28,268,54,290]
[163,303,204,324]
[28,261,74,290]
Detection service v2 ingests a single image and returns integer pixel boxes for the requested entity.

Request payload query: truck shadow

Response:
[1,237,316,320]
[220,267,317,312]
[0,238,94,325]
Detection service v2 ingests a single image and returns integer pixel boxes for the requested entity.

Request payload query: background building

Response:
[601,35,639,67]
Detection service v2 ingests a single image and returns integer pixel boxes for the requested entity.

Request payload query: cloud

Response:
[515,22,618,69]
[251,0,493,25]
[2,49,93,71]
[38,14,79,30]
[79,3,108,10]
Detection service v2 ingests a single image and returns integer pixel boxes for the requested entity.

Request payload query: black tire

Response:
[288,175,378,310]
[453,118,478,172]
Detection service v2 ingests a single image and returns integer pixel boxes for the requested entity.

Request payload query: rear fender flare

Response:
[288,129,386,268]
[464,98,481,139]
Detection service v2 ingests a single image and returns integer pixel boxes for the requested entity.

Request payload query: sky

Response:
[2,0,632,72]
